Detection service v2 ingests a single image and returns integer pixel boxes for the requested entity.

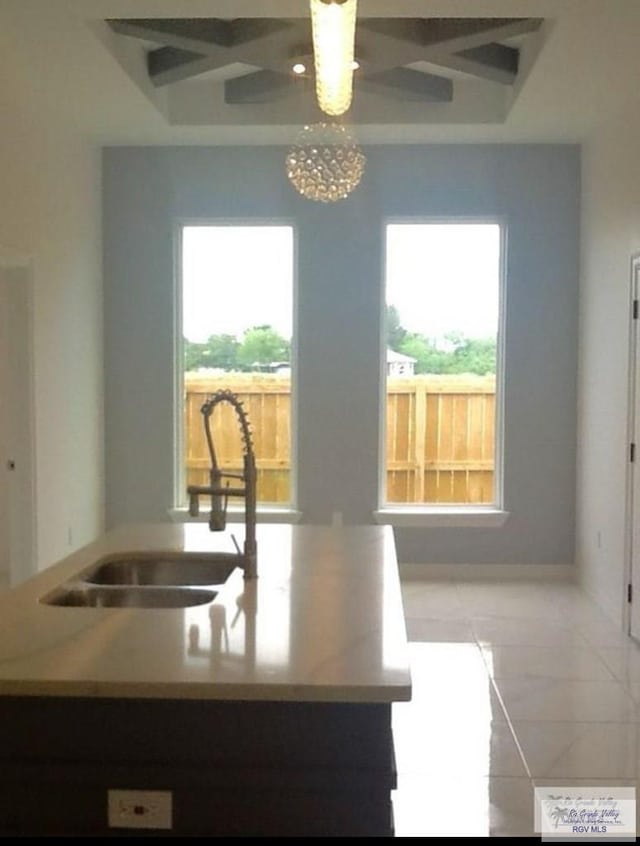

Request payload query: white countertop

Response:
[0,524,411,703]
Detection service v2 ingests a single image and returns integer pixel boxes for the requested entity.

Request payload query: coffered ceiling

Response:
[1,2,640,145]
[104,15,546,127]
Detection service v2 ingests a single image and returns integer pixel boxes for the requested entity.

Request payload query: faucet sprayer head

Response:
[200,390,255,459]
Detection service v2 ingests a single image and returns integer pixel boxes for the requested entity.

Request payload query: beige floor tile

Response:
[597,646,640,682]
[493,677,638,722]
[400,581,465,618]
[512,722,640,779]
[456,583,566,620]
[577,619,636,648]
[405,617,475,642]
[395,579,639,828]
[482,645,615,681]
[472,616,590,648]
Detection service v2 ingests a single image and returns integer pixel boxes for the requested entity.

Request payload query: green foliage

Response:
[183,326,290,372]
[183,310,496,376]
[237,325,290,368]
[387,304,496,376]
[386,304,407,350]
[449,334,497,376]
[397,332,496,375]
[184,334,239,371]
[398,335,453,374]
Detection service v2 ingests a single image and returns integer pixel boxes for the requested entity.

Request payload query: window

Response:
[383,222,503,508]
[179,224,295,508]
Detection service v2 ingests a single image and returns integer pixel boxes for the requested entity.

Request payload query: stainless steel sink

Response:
[40,551,238,609]
[82,553,239,587]
[41,585,217,608]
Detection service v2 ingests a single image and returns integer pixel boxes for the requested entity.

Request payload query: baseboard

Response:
[399,562,575,582]
[577,575,624,628]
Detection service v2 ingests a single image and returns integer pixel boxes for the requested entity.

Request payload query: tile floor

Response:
[393,579,640,837]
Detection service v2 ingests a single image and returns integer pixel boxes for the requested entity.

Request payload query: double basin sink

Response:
[40,553,239,609]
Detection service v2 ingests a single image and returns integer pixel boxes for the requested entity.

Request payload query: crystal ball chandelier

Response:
[285,122,366,203]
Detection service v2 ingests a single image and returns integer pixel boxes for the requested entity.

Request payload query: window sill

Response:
[169,507,302,525]
[373,507,510,528]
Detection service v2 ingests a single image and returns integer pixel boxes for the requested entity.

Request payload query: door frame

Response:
[624,252,640,637]
[0,246,37,583]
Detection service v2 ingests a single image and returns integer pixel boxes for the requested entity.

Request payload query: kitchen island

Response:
[0,523,410,837]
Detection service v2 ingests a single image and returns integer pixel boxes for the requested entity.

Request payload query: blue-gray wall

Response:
[103,144,579,565]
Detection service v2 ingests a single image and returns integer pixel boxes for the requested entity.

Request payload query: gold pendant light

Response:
[310,0,358,116]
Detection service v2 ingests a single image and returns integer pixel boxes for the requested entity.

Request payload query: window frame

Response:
[375,216,509,528]
[172,218,300,522]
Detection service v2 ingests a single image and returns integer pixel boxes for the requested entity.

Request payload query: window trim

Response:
[373,506,510,528]
[168,505,303,524]
[173,218,299,512]
[378,216,507,519]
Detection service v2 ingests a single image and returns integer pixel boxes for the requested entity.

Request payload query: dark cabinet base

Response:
[0,697,396,836]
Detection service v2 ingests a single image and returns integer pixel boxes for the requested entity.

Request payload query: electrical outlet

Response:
[107,789,172,830]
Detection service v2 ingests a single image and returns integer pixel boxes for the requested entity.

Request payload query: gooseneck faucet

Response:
[187,390,257,579]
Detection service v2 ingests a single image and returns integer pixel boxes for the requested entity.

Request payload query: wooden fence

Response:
[185,374,292,504]
[386,375,495,504]
[184,373,496,505]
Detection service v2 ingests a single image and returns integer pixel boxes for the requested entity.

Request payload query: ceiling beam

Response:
[362,68,452,102]
[458,44,518,84]
[108,18,235,52]
[425,43,519,86]
[354,21,430,73]
[222,64,453,105]
[108,18,297,53]
[147,46,232,86]
[224,70,298,104]
[355,18,541,77]
[419,17,544,52]
[356,18,427,47]
[109,16,544,95]
[140,19,310,87]
[229,19,300,47]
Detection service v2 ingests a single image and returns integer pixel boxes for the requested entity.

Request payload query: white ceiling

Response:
[0,0,639,145]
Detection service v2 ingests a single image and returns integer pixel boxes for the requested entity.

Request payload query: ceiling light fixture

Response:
[292,62,307,75]
[310,0,358,116]
[285,122,366,203]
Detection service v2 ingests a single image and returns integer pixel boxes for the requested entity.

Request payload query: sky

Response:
[182,223,500,343]
[182,226,294,342]
[386,223,501,339]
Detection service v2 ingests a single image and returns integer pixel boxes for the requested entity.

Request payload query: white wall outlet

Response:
[107,789,173,830]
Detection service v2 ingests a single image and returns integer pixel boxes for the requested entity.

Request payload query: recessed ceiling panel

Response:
[103,14,547,126]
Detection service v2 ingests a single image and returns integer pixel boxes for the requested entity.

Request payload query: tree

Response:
[237,325,290,369]
[184,339,206,371]
[398,331,497,375]
[399,334,452,374]
[450,335,496,375]
[183,334,239,371]
[386,304,407,350]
